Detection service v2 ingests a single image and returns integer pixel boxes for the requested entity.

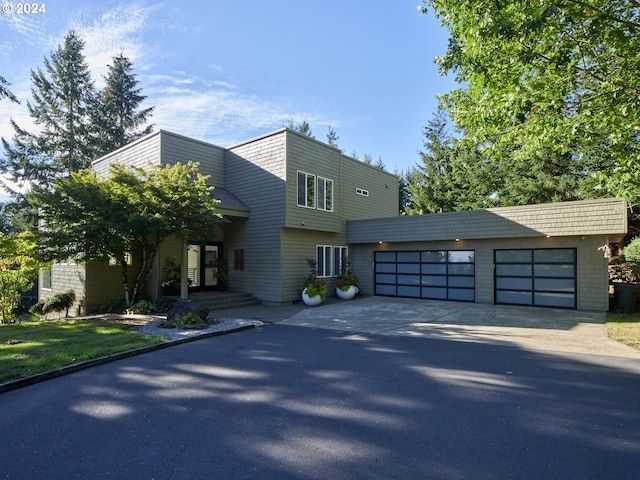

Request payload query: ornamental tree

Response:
[0,232,42,323]
[29,162,227,307]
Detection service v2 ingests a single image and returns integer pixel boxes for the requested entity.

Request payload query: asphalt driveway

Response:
[2,324,640,479]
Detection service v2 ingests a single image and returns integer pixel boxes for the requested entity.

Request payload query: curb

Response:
[0,324,257,395]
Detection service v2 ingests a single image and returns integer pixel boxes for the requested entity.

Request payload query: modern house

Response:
[39,127,627,314]
[41,128,399,313]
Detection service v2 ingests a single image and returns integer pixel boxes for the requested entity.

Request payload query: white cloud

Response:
[144,71,327,146]
[72,3,159,87]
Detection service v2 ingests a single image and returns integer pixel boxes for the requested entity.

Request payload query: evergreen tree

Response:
[92,54,154,157]
[0,75,19,103]
[363,154,386,170]
[407,111,456,213]
[286,119,315,138]
[326,126,340,149]
[407,111,497,214]
[1,31,96,190]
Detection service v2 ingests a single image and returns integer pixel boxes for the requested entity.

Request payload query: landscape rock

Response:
[161,300,209,328]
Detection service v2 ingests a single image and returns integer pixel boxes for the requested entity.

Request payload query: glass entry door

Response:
[187,243,223,290]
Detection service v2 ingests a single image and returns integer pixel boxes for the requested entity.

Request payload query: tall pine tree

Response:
[1,31,96,190]
[0,75,19,104]
[92,54,154,157]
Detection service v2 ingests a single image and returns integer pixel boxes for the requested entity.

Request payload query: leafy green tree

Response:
[0,232,42,323]
[29,162,227,307]
[1,30,96,191]
[421,0,639,205]
[0,75,19,103]
[92,54,154,157]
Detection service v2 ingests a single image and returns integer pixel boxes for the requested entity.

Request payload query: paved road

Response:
[2,323,640,479]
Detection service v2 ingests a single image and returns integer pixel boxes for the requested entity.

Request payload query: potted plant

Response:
[299,258,326,306]
[613,238,640,313]
[336,270,359,300]
[211,257,229,290]
[161,256,182,295]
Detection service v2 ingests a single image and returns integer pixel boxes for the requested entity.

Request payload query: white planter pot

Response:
[302,288,323,306]
[336,285,357,300]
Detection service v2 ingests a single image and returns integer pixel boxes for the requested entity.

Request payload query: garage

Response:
[494,248,577,309]
[350,198,627,312]
[375,250,475,302]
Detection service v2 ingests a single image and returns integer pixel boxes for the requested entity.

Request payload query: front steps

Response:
[187,291,261,311]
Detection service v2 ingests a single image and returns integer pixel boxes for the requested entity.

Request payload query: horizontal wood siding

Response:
[224,132,286,302]
[348,198,627,243]
[159,131,225,187]
[281,228,340,302]
[285,132,341,233]
[85,262,132,313]
[92,131,161,177]
[338,154,399,222]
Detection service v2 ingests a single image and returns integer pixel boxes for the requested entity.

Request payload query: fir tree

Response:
[92,54,154,157]
[1,31,96,190]
[0,75,19,104]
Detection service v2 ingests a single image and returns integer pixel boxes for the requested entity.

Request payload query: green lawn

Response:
[0,319,165,384]
[607,313,640,351]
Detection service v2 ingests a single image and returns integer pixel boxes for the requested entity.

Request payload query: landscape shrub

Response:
[175,312,203,325]
[30,290,76,318]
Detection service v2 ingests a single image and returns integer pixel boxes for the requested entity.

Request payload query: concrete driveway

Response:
[274,296,640,358]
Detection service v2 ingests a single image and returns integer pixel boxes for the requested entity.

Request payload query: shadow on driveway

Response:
[2,324,640,479]
[276,296,639,358]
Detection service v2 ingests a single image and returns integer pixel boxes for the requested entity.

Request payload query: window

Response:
[318,177,333,211]
[316,245,333,278]
[41,269,52,290]
[356,187,369,197]
[297,171,315,208]
[109,252,132,266]
[334,246,348,276]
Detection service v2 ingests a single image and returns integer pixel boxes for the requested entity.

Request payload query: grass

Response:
[0,319,165,384]
[607,312,640,350]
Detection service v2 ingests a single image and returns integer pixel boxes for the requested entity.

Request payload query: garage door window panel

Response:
[375,249,475,302]
[495,248,576,309]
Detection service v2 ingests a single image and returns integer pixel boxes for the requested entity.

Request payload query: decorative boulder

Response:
[161,300,209,328]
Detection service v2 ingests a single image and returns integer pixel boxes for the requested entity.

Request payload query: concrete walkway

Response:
[224,296,640,358]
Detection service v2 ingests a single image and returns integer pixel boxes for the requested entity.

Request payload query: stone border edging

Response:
[0,324,257,395]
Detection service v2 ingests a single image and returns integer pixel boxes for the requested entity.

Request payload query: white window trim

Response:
[334,246,348,276]
[41,268,52,290]
[297,170,316,209]
[316,245,333,278]
[356,187,369,197]
[317,177,334,212]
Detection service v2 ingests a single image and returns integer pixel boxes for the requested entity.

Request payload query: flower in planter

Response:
[336,271,359,291]
[299,258,327,301]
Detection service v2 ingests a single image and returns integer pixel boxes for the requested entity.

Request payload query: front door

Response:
[187,242,223,290]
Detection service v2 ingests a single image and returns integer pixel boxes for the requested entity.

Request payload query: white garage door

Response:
[375,250,475,302]
[494,248,577,309]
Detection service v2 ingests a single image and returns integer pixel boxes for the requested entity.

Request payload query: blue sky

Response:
[0,0,457,196]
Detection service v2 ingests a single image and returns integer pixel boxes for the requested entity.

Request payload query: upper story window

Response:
[297,171,316,209]
[317,177,333,212]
